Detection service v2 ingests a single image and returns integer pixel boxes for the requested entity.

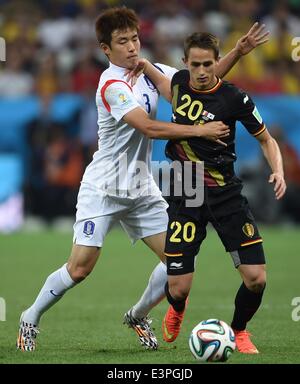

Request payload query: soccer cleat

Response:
[162,303,187,343]
[233,329,259,354]
[123,309,158,350]
[17,313,40,352]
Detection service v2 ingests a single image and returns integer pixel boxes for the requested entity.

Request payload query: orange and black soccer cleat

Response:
[162,301,187,343]
[233,329,259,354]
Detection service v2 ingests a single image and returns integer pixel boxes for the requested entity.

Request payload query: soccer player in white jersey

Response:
[17,7,269,351]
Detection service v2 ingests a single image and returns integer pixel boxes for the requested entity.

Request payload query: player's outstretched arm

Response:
[216,22,270,78]
[256,129,287,200]
[123,107,229,142]
[126,59,172,102]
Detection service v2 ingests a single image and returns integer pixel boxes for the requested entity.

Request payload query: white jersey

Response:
[81,62,177,197]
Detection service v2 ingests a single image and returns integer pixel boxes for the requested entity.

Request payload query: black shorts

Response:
[164,185,265,275]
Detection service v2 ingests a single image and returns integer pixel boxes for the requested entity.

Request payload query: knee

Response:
[67,264,92,283]
[169,281,190,301]
[67,245,99,283]
[244,272,266,293]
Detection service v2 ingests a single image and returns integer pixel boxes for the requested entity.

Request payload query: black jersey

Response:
[165,70,266,187]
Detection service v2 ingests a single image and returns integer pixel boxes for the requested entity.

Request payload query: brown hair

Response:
[184,32,219,59]
[95,7,139,47]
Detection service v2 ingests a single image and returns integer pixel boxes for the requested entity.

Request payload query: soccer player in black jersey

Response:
[132,32,286,354]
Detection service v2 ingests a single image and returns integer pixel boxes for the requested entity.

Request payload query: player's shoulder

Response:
[154,63,178,78]
[171,69,190,86]
[97,69,133,102]
[99,67,123,86]
[96,67,134,108]
[220,80,249,100]
[220,80,241,95]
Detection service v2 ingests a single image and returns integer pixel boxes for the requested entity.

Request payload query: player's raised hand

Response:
[125,59,148,86]
[269,173,287,200]
[200,121,230,146]
[235,22,270,56]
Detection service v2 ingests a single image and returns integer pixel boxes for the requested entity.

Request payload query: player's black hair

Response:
[95,6,139,47]
[184,32,219,59]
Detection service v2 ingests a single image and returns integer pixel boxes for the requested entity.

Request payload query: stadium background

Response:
[0,0,300,364]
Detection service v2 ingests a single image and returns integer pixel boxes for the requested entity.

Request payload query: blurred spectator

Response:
[260,2,300,92]
[0,0,299,97]
[72,0,102,43]
[44,124,83,189]
[259,59,300,94]
[26,122,84,223]
[262,1,300,40]
[244,125,300,224]
[35,52,60,98]
[1,5,38,44]
[0,44,34,97]
[150,31,182,68]
[38,15,75,52]
[71,53,105,165]
[78,97,98,167]
[221,22,266,89]
[271,126,300,223]
[153,1,195,43]
[71,54,102,94]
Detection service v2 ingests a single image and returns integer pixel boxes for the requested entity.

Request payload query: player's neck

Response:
[190,76,220,93]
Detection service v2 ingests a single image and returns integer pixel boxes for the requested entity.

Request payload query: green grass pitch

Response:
[0,226,299,364]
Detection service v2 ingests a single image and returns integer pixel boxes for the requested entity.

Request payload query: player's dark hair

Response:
[95,6,139,47]
[184,32,219,59]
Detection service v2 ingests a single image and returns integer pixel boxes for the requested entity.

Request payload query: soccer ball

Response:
[189,319,236,362]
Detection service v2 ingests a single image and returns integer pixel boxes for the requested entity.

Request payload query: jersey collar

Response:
[189,77,222,94]
[109,62,127,75]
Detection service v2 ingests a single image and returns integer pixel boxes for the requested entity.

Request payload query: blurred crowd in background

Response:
[0,0,300,232]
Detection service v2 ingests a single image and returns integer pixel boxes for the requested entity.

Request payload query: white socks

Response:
[22,261,167,325]
[22,264,76,326]
[132,261,167,319]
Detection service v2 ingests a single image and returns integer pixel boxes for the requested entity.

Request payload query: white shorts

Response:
[73,183,168,247]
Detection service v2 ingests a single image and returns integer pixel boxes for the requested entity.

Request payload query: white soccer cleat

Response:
[123,309,158,350]
[17,313,40,352]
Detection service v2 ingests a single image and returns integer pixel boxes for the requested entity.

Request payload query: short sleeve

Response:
[101,80,140,122]
[154,63,178,80]
[234,89,266,137]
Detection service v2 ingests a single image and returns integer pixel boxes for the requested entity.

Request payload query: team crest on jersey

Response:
[242,223,255,238]
[83,221,95,236]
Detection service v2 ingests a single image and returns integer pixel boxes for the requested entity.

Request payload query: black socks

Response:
[165,282,186,313]
[231,282,266,331]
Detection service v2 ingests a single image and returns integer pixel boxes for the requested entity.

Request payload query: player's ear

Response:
[100,43,111,57]
[182,57,188,67]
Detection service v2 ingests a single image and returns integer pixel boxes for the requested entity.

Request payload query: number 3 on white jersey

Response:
[143,93,151,113]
